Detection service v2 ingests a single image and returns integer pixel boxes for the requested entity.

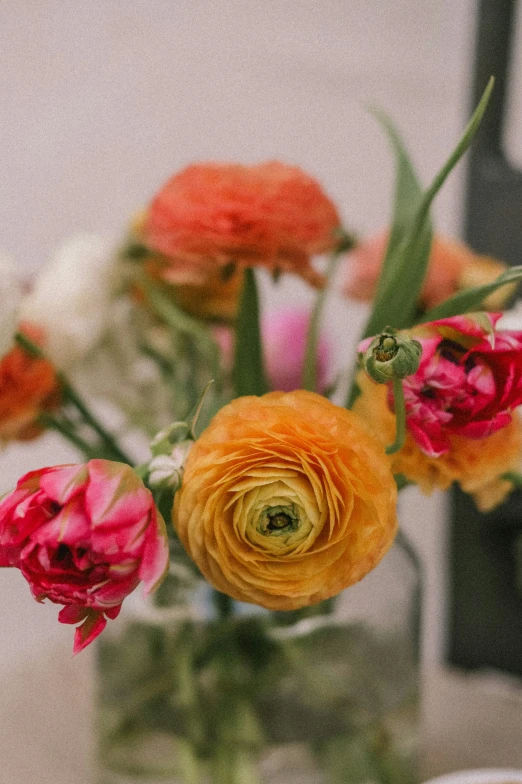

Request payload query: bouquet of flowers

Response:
[1,78,521,783]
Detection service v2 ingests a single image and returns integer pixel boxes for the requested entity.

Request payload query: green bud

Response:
[150,421,191,457]
[363,329,422,384]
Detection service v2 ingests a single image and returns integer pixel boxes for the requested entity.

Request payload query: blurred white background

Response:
[1,1,522,781]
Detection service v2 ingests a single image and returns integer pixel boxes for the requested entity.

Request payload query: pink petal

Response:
[431,313,501,338]
[263,309,330,392]
[58,604,91,625]
[30,498,91,548]
[457,412,512,439]
[91,573,140,607]
[72,610,107,655]
[139,508,169,594]
[40,464,89,506]
[466,363,496,396]
[85,461,152,531]
[0,547,21,566]
[408,419,451,457]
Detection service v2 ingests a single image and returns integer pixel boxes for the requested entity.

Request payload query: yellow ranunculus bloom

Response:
[173,390,398,610]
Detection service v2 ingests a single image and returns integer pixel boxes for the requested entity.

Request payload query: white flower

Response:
[148,441,193,490]
[0,253,23,357]
[19,235,116,367]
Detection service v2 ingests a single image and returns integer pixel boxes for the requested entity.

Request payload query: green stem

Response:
[15,331,133,465]
[394,473,411,491]
[175,625,204,784]
[37,413,98,458]
[59,379,132,464]
[501,471,522,489]
[212,589,234,621]
[302,249,342,392]
[385,378,406,455]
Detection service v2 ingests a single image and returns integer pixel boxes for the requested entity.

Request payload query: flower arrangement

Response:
[1,77,522,782]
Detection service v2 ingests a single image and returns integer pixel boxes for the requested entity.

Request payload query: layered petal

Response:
[140,161,343,288]
[360,315,522,459]
[353,371,522,511]
[0,459,167,652]
[173,390,397,610]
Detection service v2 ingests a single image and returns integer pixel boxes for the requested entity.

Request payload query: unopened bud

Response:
[148,440,193,491]
[150,421,190,457]
[363,329,422,384]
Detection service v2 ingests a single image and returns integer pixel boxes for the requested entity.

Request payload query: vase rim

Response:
[423,769,522,784]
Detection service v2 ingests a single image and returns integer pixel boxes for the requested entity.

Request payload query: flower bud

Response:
[150,421,190,456]
[363,330,422,384]
[148,440,193,491]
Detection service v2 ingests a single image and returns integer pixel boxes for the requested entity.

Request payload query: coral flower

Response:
[344,231,513,311]
[144,255,244,323]
[353,371,522,511]
[141,162,342,288]
[173,390,397,610]
[0,325,60,444]
[0,460,168,652]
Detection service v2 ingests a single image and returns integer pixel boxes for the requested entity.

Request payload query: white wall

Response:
[2,1,521,781]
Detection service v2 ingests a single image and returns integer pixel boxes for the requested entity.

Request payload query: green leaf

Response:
[302,249,343,392]
[370,111,425,297]
[362,76,494,338]
[418,264,522,323]
[361,116,432,338]
[233,267,269,397]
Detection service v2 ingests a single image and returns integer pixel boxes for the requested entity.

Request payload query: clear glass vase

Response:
[96,531,421,784]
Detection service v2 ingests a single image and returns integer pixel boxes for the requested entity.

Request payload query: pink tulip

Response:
[369,313,522,458]
[0,460,168,653]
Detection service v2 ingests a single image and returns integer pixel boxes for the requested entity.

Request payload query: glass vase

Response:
[96,531,421,784]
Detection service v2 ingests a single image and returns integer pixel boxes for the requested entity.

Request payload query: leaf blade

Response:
[233,267,269,397]
[362,76,494,337]
[419,265,522,323]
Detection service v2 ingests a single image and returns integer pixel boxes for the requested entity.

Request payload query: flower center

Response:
[374,335,398,362]
[258,504,300,537]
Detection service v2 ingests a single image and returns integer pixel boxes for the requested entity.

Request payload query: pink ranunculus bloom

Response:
[0,460,169,653]
[212,308,331,392]
[362,313,522,458]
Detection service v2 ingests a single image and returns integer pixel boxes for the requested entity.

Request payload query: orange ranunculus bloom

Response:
[0,326,61,443]
[128,209,243,322]
[141,162,343,288]
[145,257,244,323]
[173,390,398,610]
[352,372,522,511]
[343,231,513,311]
